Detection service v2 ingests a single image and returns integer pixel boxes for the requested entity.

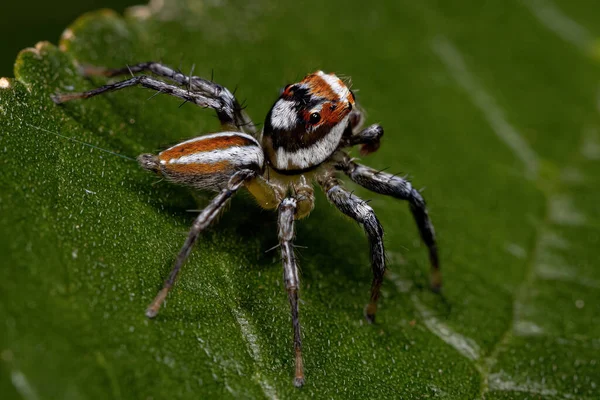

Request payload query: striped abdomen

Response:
[139,132,264,191]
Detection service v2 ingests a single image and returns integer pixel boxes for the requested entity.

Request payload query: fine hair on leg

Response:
[319,176,385,323]
[146,169,255,318]
[278,197,305,387]
[52,72,255,134]
[82,62,256,135]
[336,154,441,291]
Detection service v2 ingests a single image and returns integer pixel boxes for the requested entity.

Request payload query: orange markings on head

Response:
[302,74,338,101]
[164,161,231,175]
[281,84,294,99]
[347,91,355,105]
[300,100,350,127]
[160,135,254,162]
[320,102,345,125]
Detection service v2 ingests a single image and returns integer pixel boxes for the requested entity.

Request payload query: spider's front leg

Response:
[335,153,441,291]
[145,169,256,318]
[341,124,384,155]
[278,198,305,387]
[318,176,385,323]
[340,104,384,155]
[52,61,255,134]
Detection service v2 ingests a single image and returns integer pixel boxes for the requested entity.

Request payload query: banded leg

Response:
[319,177,385,323]
[278,198,305,387]
[146,169,255,318]
[82,62,255,135]
[337,156,441,291]
[52,74,250,134]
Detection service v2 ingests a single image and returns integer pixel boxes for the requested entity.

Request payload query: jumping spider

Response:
[52,63,440,387]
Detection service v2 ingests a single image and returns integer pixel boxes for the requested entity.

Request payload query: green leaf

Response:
[1,1,599,398]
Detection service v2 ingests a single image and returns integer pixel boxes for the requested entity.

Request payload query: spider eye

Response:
[309,112,321,124]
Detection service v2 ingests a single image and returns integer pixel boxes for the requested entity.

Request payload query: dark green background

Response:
[0,0,138,76]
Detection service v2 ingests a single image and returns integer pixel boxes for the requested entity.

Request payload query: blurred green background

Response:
[0,0,139,77]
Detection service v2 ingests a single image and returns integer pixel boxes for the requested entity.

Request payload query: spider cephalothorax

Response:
[53,64,440,388]
[262,71,355,172]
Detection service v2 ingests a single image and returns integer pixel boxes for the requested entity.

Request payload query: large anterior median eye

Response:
[309,112,321,124]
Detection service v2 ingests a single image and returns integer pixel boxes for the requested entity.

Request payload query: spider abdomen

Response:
[145,132,264,191]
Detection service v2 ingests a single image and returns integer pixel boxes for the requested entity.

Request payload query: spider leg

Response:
[83,62,197,87]
[55,62,256,134]
[319,176,385,324]
[51,75,230,119]
[278,197,305,387]
[339,102,383,155]
[145,169,255,318]
[340,124,384,156]
[336,155,441,291]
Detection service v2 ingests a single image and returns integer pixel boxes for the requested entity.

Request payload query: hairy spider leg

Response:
[338,156,441,291]
[52,75,222,112]
[52,75,245,132]
[339,102,383,155]
[319,176,385,323]
[82,62,256,135]
[145,169,256,318]
[341,124,384,155]
[278,198,305,387]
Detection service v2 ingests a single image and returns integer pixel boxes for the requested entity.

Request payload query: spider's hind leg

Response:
[145,169,256,318]
[336,154,441,291]
[140,128,264,316]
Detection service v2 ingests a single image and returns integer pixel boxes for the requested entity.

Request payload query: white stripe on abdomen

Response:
[168,145,264,167]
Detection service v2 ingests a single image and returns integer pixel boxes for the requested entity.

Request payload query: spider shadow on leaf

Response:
[147,182,450,316]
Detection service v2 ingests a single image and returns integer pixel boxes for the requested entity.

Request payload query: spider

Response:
[52,62,440,387]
